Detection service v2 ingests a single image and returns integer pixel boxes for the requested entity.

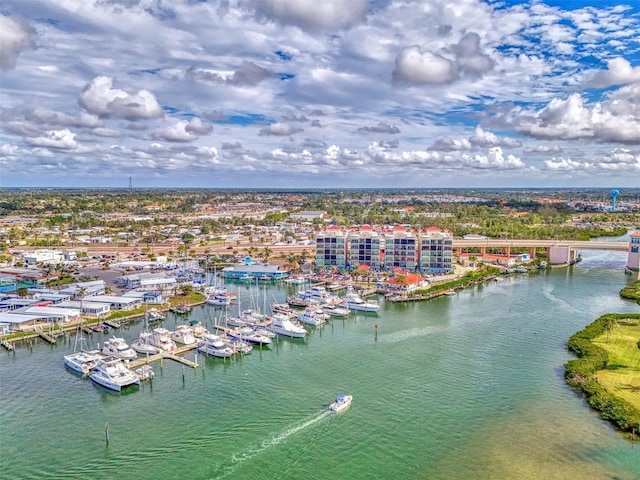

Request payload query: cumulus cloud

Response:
[469,125,521,148]
[590,57,640,88]
[258,122,302,136]
[506,91,640,144]
[0,15,36,69]
[429,137,471,152]
[544,158,592,171]
[523,144,562,154]
[392,32,494,85]
[25,129,77,150]
[153,118,212,143]
[250,0,368,31]
[358,122,401,134]
[79,76,164,120]
[392,47,456,85]
[186,61,273,87]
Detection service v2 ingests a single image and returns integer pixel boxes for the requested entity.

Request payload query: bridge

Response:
[452,239,628,252]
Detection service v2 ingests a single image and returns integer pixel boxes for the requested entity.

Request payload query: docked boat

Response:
[171,325,197,346]
[297,307,326,326]
[188,320,209,339]
[227,326,272,345]
[134,364,155,382]
[131,330,160,355]
[64,349,104,375]
[148,327,177,352]
[197,333,234,358]
[170,302,191,315]
[99,336,137,360]
[322,305,350,317]
[64,320,104,375]
[339,287,380,313]
[328,393,353,413]
[145,307,165,324]
[206,293,232,306]
[89,356,141,392]
[267,314,307,338]
[443,290,457,296]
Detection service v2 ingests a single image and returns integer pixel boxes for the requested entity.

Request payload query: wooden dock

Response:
[128,344,199,369]
[37,330,57,344]
[1,340,15,351]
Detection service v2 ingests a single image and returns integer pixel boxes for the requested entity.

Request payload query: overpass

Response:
[452,239,628,252]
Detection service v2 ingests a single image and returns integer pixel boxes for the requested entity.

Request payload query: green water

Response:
[1,250,639,480]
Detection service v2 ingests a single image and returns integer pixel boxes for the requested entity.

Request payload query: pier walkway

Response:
[128,344,199,369]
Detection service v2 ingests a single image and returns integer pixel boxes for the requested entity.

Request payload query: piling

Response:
[105,422,110,444]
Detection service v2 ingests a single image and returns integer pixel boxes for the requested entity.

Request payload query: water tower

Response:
[610,189,619,211]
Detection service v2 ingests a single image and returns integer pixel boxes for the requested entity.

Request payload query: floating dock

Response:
[128,344,199,369]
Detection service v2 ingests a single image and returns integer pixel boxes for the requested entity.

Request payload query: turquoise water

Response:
[1,249,639,479]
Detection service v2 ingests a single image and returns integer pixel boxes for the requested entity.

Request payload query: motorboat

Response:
[197,333,234,358]
[170,302,191,315]
[89,356,141,392]
[64,350,104,375]
[227,326,272,345]
[328,393,353,413]
[443,290,457,296]
[188,320,209,339]
[339,287,380,313]
[224,336,253,354]
[322,305,350,317]
[145,308,165,324]
[131,330,160,355]
[148,327,177,352]
[297,307,326,326]
[171,325,197,346]
[206,293,232,306]
[271,303,292,315]
[99,336,137,360]
[134,365,155,382]
[267,313,307,338]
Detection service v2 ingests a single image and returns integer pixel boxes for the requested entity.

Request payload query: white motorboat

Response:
[297,307,326,326]
[339,287,380,312]
[64,350,104,375]
[267,313,307,338]
[227,326,272,345]
[145,307,165,324]
[89,356,141,392]
[206,293,232,306]
[443,290,457,296]
[134,365,155,381]
[171,325,197,345]
[189,320,209,339]
[197,333,234,358]
[99,336,137,360]
[148,327,177,352]
[131,330,160,355]
[322,305,350,317]
[328,393,353,413]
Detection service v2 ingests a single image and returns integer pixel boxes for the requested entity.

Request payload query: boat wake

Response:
[541,284,579,313]
[380,325,446,344]
[214,410,331,478]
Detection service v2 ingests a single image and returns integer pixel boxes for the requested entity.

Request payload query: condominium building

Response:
[315,225,347,270]
[384,226,418,272]
[419,227,453,274]
[348,225,382,271]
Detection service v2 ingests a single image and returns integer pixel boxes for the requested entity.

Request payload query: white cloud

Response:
[0,15,36,69]
[469,126,521,148]
[79,76,164,120]
[250,0,368,31]
[259,123,302,136]
[392,47,456,85]
[590,57,640,87]
[25,128,77,150]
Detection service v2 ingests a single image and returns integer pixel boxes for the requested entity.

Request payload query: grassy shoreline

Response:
[564,313,640,439]
[620,280,640,305]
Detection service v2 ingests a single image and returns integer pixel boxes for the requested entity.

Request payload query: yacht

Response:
[339,287,380,313]
[206,293,232,306]
[267,313,307,338]
[89,356,141,392]
[148,327,177,352]
[328,393,353,413]
[297,307,326,326]
[197,333,235,358]
[171,325,197,346]
[99,336,137,360]
[188,320,209,339]
[145,308,165,324]
[322,305,350,317]
[131,330,160,355]
[227,326,272,345]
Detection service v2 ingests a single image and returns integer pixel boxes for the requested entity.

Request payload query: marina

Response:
[1,249,639,479]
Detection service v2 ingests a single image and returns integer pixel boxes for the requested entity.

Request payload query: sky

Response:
[1,0,639,189]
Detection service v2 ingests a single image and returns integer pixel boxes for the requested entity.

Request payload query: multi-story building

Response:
[627,232,640,271]
[315,225,347,270]
[384,226,418,272]
[348,225,382,271]
[419,227,453,274]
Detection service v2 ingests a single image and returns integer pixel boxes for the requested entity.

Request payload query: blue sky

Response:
[1,0,639,188]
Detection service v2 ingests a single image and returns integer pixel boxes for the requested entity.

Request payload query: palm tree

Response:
[603,316,618,343]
